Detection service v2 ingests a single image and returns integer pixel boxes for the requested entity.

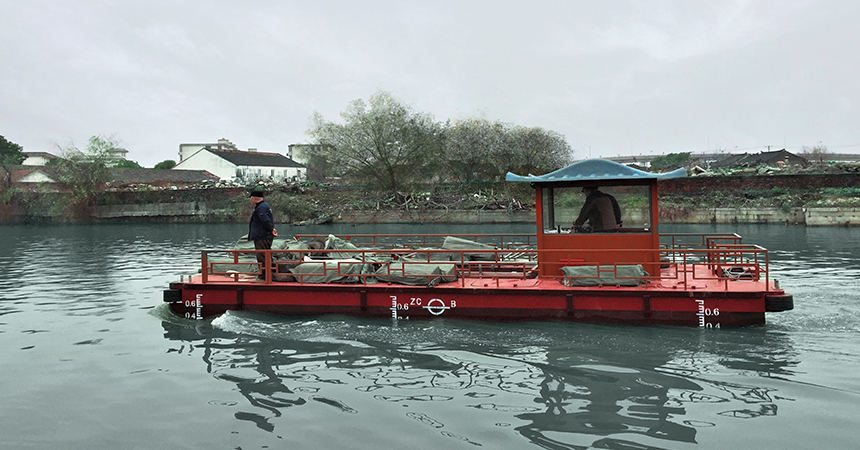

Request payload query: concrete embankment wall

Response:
[661,207,860,226]
[89,203,860,226]
[333,209,536,224]
[94,202,220,218]
[335,207,860,225]
[91,201,235,222]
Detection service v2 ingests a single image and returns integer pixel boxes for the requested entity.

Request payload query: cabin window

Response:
[542,185,652,234]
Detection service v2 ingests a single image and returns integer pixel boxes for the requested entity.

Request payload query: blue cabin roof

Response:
[505,159,686,183]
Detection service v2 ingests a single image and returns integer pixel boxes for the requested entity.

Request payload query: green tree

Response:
[0,135,25,165]
[154,160,177,170]
[115,159,142,168]
[502,125,573,176]
[441,119,572,181]
[650,152,691,171]
[307,91,443,197]
[441,118,508,182]
[54,134,121,215]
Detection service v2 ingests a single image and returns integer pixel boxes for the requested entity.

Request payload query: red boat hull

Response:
[165,274,784,327]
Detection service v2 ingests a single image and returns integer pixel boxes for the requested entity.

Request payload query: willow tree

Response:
[442,120,573,181]
[307,91,442,198]
[501,125,573,176]
[441,118,508,182]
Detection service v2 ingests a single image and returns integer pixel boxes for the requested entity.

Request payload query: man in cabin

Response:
[248,190,278,280]
[572,186,622,232]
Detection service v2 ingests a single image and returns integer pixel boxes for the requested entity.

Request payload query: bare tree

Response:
[799,145,831,163]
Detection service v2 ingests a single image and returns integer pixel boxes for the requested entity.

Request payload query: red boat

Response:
[164,159,792,327]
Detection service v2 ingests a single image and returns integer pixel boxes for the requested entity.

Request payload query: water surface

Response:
[1,223,858,449]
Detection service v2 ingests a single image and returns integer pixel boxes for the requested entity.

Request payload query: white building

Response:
[174,140,306,182]
[14,168,57,183]
[21,152,58,166]
[178,138,239,163]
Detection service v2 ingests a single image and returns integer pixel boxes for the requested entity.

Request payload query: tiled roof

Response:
[208,149,306,168]
[110,168,218,183]
[22,151,59,158]
[5,165,61,182]
[6,166,217,185]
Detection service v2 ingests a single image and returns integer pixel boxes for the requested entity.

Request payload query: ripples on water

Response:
[2,223,859,450]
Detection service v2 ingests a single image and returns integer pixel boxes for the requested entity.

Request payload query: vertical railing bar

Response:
[201,251,209,283]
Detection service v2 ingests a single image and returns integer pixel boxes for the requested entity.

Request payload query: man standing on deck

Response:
[248,190,277,280]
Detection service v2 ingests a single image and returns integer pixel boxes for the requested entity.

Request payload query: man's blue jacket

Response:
[248,200,275,241]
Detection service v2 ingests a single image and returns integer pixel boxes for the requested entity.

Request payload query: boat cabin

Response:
[506,159,686,278]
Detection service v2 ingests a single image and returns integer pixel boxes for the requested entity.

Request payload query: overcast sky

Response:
[2,0,858,167]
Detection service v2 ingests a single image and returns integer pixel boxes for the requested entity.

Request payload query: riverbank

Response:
[3,171,860,226]
[83,204,860,226]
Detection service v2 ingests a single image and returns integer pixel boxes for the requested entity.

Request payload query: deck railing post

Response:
[201,251,209,283]
[264,250,271,283]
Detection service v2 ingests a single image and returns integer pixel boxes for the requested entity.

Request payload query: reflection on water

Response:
[159,310,799,449]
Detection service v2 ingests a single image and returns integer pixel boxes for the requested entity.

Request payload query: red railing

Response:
[197,233,770,289]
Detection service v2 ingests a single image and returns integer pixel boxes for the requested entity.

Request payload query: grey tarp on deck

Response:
[560,264,649,286]
[289,260,373,284]
[409,236,498,262]
[374,262,458,286]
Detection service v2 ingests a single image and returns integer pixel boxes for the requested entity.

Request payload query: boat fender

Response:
[765,294,793,312]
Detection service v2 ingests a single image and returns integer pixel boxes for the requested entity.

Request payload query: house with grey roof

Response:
[173,139,306,182]
[108,168,219,186]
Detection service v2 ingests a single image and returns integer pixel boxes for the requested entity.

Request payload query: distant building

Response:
[108,147,129,162]
[174,139,306,182]
[21,152,58,166]
[288,143,333,164]
[178,138,240,163]
[10,167,58,183]
[710,149,809,170]
[21,149,130,167]
[108,168,218,187]
[7,165,217,191]
[288,144,335,181]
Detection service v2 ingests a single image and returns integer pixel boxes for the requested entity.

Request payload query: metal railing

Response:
[196,233,770,289]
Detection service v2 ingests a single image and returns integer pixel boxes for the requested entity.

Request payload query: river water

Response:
[1,223,858,450]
